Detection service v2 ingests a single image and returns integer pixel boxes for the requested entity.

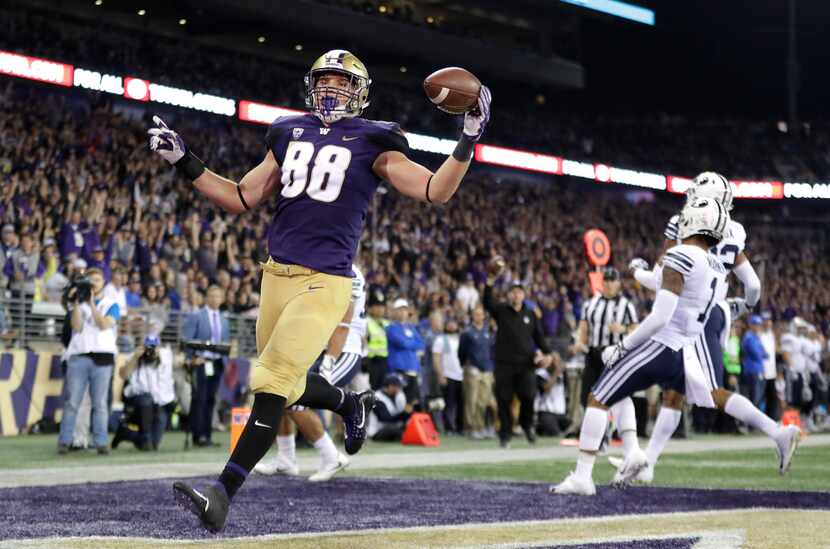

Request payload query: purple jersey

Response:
[264,114,409,277]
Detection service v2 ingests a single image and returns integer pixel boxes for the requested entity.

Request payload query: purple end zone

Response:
[0,477,828,540]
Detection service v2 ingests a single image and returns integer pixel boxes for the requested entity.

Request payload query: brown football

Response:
[487,255,506,277]
[423,67,481,114]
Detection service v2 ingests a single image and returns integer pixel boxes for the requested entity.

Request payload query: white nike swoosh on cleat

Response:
[254,420,272,429]
[192,489,209,512]
[355,399,367,428]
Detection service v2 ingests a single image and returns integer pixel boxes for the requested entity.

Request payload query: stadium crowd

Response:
[5,6,830,182]
[1,76,829,445]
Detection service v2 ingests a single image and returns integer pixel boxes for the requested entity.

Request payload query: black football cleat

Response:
[343,390,375,455]
[173,481,229,533]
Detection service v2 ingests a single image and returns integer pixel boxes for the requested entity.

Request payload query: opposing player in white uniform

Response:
[553,198,731,495]
[615,173,799,484]
[254,264,367,482]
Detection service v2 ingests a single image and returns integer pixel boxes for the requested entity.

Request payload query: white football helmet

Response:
[677,197,729,241]
[686,171,734,211]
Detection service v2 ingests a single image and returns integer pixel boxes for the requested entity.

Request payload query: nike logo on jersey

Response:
[342,136,359,141]
[254,420,272,429]
[308,284,325,291]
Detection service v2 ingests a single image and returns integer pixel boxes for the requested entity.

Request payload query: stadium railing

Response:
[0,296,258,357]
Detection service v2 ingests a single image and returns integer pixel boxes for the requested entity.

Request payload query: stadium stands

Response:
[5,5,830,182]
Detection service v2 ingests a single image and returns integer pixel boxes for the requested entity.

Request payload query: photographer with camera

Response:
[57,268,121,455]
[112,335,175,451]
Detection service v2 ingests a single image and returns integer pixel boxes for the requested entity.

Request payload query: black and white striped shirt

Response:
[581,294,638,349]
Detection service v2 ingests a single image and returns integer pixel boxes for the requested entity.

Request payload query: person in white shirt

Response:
[455,273,480,313]
[58,267,121,455]
[433,317,463,434]
[103,267,129,318]
[112,335,175,450]
[781,319,810,413]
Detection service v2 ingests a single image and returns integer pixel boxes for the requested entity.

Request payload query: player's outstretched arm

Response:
[148,116,280,214]
[373,86,491,204]
[731,252,761,307]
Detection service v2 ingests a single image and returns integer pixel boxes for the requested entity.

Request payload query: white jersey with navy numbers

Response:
[665,216,747,272]
[343,265,367,356]
[651,244,728,351]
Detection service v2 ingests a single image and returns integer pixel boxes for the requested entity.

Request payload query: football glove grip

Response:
[628,258,649,273]
[727,297,748,319]
[452,85,491,161]
[463,85,491,141]
[602,341,627,368]
[148,116,206,181]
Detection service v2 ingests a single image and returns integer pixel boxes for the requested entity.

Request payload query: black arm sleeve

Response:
[482,285,502,319]
[533,315,552,354]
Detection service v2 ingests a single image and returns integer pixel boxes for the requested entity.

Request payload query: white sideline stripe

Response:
[0,508,802,547]
[447,528,746,549]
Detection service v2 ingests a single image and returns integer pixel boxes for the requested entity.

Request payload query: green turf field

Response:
[347,445,830,492]
[2,432,827,493]
[0,432,551,469]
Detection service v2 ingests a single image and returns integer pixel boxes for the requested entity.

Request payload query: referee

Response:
[576,267,638,408]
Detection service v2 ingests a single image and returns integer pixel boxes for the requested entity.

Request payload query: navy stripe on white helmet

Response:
[686,171,734,211]
[677,197,729,241]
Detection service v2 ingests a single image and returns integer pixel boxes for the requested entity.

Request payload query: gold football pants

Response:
[249,259,351,405]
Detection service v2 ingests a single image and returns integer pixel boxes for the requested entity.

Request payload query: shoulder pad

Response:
[364,119,410,155]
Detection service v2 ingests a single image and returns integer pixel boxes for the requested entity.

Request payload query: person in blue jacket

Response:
[741,315,769,411]
[385,298,425,407]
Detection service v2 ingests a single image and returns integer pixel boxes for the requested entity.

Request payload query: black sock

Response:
[218,393,285,500]
[294,373,356,416]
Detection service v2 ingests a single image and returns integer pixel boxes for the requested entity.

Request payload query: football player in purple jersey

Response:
[149,49,491,532]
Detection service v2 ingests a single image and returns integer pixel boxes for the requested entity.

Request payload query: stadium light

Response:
[257,36,266,43]
[559,0,654,26]
[137,9,146,16]
[179,19,187,26]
